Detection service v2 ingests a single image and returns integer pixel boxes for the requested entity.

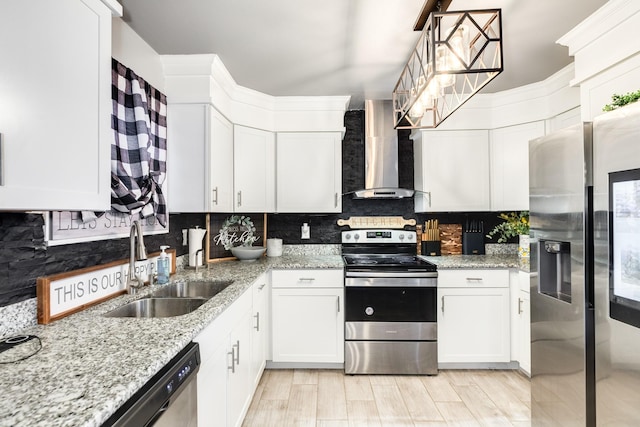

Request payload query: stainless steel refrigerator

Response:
[530,102,640,426]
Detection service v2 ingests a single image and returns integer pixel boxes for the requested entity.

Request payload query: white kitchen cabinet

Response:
[437,269,511,364]
[167,104,234,212]
[194,287,253,427]
[413,130,490,212]
[276,132,342,213]
[517,270,531,376]
[271,269,344,363]
[250,273,269,388]
[0,0,112,211]
[489,122,545,211]
[234,126,275,212]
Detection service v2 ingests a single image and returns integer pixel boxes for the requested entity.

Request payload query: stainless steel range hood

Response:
[353,100,414,199]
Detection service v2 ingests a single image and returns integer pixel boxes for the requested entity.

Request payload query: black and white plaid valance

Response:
[111,58,167,227]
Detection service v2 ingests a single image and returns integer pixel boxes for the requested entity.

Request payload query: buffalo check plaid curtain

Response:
[111,58,167,227]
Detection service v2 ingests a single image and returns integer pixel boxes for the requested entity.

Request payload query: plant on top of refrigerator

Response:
[486,211,529,243]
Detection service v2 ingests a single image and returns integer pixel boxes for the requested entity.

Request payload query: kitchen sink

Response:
[151,280,233,299]
[104,297,207,318]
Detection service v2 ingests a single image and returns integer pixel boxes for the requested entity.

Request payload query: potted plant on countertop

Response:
[486,211,530,257]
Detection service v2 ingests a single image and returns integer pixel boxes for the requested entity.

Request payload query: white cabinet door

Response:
[518,270,531,376]
[250,274,269,388]
[437,269,511,364]
[234,126,275,212]
[489,122,545,211]
[414,130,490,212]
[167,104,233,212]
[276,132,342,213]
[196,338,229,427]
[272,287,344,363]
[438,287,511,363]
[209,108,234,212]
[0,0,111,211]
[227,307,253,427]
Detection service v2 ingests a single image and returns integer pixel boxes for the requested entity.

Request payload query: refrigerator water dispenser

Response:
[538,239,572,302]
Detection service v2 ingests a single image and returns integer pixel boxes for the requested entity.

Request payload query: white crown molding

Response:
[558,0,640,86]
[161,54,350,133]
[98,0,122,16]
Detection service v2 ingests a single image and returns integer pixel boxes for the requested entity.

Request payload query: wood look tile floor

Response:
[242,369,531,427]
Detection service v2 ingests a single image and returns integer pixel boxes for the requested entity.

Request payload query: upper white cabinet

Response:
[414,130,490,212]
[234,126,275,213]
[0,0,112,211]
[167,104,234,212]
[489,121,545,211]
[276,132,342,213]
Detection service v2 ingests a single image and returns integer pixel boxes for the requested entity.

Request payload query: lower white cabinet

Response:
[437,269,511,364]
[517,270,531,375]
[271,269,344,363]
[250,273,270,387]
[194,282,256,427]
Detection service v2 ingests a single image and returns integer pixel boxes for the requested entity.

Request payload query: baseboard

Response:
[438,361,520,370]
[266,361,344,370]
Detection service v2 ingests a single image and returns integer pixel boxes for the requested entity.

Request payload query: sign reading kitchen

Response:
[46,211,167,245]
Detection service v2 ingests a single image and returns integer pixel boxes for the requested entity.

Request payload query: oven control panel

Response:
[341,229,416,244]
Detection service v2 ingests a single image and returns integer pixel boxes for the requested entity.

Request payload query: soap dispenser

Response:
[157,245,170,284]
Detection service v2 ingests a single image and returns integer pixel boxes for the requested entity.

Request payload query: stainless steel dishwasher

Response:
[102,342,200,427]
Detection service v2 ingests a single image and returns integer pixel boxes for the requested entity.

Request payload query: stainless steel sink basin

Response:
[104,297,207,318]
[151,280,233,299]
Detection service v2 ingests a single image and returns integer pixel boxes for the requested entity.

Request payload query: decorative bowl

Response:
[230,246,266,261]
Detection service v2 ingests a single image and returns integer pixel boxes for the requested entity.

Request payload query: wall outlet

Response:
[301,223,310,239]
[182,229,188,246]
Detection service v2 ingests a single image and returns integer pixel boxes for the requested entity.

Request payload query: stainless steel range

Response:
[342,229,438,375]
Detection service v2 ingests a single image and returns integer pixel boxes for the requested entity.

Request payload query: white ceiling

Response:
[118,0,608,109]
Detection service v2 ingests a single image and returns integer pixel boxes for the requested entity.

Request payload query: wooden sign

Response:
[337,216,417,229]
[37,249,176,324]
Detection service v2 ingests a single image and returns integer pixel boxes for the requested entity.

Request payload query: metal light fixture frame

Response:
[393,9,503,129]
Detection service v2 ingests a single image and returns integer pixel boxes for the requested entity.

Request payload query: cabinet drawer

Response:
[438,269,509,288]
[271,269,343,288]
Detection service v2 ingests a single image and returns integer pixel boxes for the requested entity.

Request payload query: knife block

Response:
[422,241,441,256]
[462,232,485,255]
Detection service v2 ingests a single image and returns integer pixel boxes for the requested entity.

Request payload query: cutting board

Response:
[337,216,416,229]
[439,224,462,255]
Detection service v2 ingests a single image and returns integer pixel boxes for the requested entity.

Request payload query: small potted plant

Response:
[487,211,530,257]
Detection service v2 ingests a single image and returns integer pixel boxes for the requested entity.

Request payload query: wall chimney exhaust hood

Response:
[352,100,414,199]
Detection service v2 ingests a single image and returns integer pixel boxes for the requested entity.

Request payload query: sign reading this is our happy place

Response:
[37,249,176,324]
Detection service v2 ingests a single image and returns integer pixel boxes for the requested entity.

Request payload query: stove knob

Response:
[365,306,374,316]
[354,233,360,240]
[344,233,351,240]
[398,234,405,240]
[407,233,414,241]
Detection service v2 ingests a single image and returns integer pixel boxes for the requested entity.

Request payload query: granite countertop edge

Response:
[420,254,528,271]
[0,254,343,427]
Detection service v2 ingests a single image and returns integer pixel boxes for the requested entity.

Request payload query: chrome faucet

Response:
[127,220,148,294]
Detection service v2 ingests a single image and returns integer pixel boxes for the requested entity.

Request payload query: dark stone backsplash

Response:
[0,110,516,308]
[0,213,204,307]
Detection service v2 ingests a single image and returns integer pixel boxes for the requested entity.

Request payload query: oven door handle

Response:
[345,271,438,279]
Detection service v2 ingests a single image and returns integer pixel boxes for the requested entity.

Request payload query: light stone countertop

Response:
[0,254,343,427]
[420,254,528,271]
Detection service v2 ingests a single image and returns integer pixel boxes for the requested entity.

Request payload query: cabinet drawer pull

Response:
[212,187,218,205]
[518,298,523,314]
[336,296,340,314]
[233,340,240,364]
[441,296,445,314]
[254,312,260,331]
[227,349,235,373]
[237,191,242,207]
[334,192,338,208]
[299,277,316,282]
[258,284,266,290]
[466,277,484,282]
[427,191,431,208]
